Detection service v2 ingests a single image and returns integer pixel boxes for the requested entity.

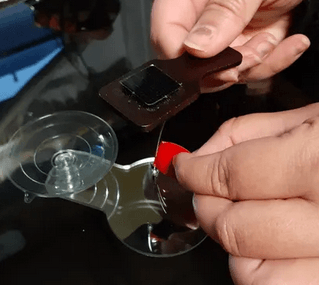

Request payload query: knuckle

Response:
[207,0,248,26]
[257,32,278,45]
[300,117,319,166]
[215,210,241,256]
[299,116,319,143]
[217,117,240,146]
[211,153,231,198]
[303,116,319,127]
[241,46,263,64]
[284,116,319,191]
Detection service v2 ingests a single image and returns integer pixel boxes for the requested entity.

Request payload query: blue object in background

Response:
[0,39,63,101]
[0,3,64,102]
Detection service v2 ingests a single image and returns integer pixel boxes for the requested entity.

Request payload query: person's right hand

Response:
[173,103,319,284]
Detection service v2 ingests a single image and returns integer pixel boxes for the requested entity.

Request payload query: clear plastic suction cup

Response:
[8,111,118,198]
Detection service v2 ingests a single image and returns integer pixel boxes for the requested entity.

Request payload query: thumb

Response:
[173,115,319,201]
[184,0,263,57]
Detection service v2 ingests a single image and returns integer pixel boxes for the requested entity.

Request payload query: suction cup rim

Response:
[8,111,118,197]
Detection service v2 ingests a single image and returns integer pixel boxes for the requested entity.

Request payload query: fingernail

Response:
[184,26,215,52]
[192,195,198,212]
[301,36,311,47]
[216,68,238,82]
[185,221,200,230]
[154,142,190,176]
[295,36,311,54]
[200,69,238,93]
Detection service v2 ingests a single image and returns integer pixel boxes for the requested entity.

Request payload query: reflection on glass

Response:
[107,158,206,257]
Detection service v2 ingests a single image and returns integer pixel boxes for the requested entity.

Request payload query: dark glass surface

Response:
[0,1,318,284]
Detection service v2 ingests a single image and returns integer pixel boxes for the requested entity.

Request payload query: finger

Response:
[240,34,310,82]
[183,0,263,57]
[195,102,319,155]
[200,81,235,94]
[236,32,277,69]
[200,32,278,93]
[243,11,292,44]
[229,256,263,285]
[175,115,319,200]
[230,256,319,285]
[151,0,208,58]
[195,195,319,259]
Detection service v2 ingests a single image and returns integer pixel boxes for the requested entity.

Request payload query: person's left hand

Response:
[151,0,310,93]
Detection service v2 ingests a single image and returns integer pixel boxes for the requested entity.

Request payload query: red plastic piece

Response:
[154,141,190,177]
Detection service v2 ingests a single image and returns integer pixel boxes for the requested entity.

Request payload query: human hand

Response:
[173,103,319,284]
[151,0,310,92]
